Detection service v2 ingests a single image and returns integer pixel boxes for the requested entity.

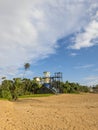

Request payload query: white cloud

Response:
[74,64,94,69]
[94,68,98,72]
[83,75,98,86]
[70,53,77,56]
[69,1,98,49]
[0,0,95,78]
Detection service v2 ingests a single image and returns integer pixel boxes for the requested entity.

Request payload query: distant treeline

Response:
[0,78,90,100]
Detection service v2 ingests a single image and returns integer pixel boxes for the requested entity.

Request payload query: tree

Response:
[23,63,30,78]
[22,78,32,94]
[13,78,24,96]
[31,79,41,94]
[1,79,16,100]
[1,77,6,80]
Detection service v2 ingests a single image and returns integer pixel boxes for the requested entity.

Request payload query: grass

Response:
[0,94,53,100]
[0,98,7,100]
[19,94,53,99]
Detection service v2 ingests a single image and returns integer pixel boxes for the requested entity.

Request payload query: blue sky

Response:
[0,0,98,86]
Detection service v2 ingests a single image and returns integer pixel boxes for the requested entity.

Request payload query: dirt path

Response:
[0,94,98,130]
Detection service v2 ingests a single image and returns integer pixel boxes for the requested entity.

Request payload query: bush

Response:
[2,90,12,100]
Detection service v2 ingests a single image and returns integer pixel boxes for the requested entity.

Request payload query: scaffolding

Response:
[34,71,63,93]
[43,72,63,93]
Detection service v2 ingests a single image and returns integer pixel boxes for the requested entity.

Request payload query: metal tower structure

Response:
[42,72,62,93]
[34,71,63,94]
[50,72,63,93]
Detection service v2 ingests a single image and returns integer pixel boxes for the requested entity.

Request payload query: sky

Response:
[0,0,98,86]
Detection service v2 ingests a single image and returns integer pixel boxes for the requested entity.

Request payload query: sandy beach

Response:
[0,93,98,130]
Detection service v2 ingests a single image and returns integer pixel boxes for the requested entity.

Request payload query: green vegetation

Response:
[0,78,90,101]
[19,94,53,98]
[60,81,89,93]
[0,78,41,100]
[0,63,90,101]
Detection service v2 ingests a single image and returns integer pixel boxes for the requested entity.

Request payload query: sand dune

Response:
[0,93,98,130]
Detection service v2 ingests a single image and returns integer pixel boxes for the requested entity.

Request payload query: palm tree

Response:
[23,63,30,78]
[1,77,6,80]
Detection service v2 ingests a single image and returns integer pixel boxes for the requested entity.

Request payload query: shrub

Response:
[2,90,12,100]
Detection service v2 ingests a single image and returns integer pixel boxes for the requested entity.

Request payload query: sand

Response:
[0,93,98,130]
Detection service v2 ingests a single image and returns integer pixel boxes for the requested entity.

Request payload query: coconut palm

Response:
[23,63,30,78]
[1,77,6,80]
